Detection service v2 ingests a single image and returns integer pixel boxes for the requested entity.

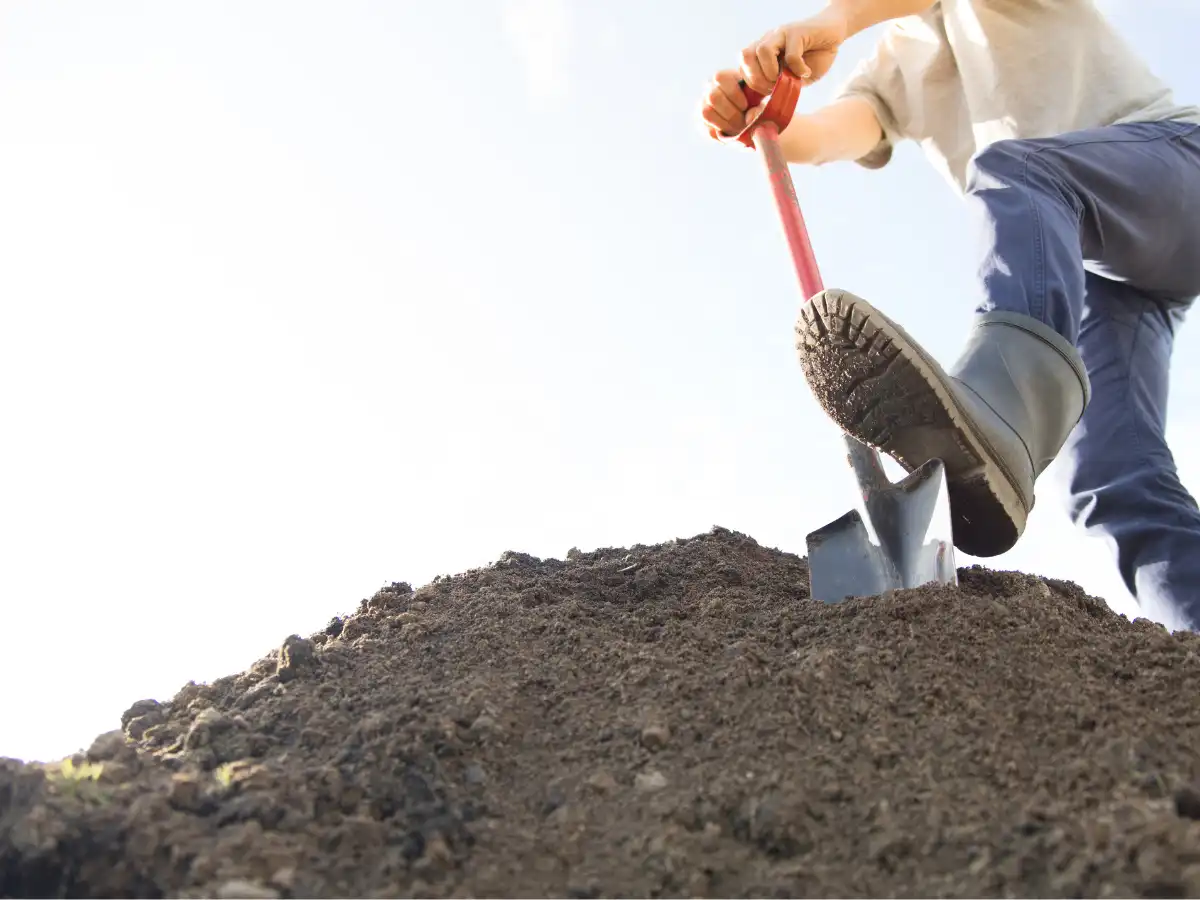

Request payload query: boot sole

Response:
[795,290,1027,558]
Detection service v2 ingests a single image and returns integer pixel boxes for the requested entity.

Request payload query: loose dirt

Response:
[4,526,1200,898]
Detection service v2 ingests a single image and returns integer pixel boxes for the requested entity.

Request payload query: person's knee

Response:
[1056,425,1137,525]
[1058,440,1195,528]
[1056,448,1099,528]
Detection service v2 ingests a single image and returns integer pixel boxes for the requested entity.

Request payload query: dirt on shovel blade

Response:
[5,526,1200,898]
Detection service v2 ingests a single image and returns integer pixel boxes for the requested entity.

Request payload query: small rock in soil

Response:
[640,723,671,751]
[635,770,668,793]
[216,879,279,899]
[585,770,618,794]
[464,764,487,785]
[469,714,501,740]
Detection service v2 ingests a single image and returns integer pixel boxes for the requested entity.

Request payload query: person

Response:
[700,0,1200,630]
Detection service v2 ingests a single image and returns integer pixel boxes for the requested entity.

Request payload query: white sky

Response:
[3,0,1199,762]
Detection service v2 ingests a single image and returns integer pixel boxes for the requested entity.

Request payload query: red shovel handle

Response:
[736,69,825,299]
[734,72,801,148]
[738,72,892,503]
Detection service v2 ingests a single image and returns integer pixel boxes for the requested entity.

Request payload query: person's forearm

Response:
[778,97,884,165]
[828,0,937,36]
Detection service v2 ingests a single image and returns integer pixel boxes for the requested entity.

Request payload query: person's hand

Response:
[739,8,850,97]
[699,69,761,141]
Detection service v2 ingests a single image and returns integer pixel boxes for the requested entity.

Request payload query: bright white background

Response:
[2,0,1198,762]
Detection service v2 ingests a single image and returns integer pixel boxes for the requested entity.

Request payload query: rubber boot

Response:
[796,290,1091,557]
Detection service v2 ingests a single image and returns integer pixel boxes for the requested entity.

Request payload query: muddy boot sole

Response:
[796,290,1027,558]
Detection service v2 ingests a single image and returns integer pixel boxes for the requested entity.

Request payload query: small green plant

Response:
[41,758,110,804]
[214,762,236,787]
[52,758,105,781]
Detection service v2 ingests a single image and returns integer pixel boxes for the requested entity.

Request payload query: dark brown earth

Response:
[5,526,1200,899]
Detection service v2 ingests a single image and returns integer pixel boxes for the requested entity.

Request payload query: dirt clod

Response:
[276,635,317,683]
[640,724,671,751]
[5,527,1200,898]
[585,770,618,795]
[1175,785,1200,821]
[85,730,132,764]
[183,707,231,751]
[216,879,279,899]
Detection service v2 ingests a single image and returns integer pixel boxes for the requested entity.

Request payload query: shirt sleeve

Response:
[833,34,909,170]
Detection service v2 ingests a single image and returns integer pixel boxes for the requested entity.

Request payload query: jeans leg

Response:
[964,121,1200,344]
[1059,273,1200,631]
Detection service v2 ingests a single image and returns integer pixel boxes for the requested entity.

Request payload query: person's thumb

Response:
[797,48,836,83]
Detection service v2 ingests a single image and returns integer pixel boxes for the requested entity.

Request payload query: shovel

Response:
[734,70,958,603]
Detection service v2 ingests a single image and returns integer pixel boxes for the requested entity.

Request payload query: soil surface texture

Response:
[5,526,1200,899]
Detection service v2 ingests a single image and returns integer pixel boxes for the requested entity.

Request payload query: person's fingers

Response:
[754,30,784,87]
[739,45,766,94]
[740,29,783,94]
[704,83,742,129]
[700,96,741,136]
[714,69,748,111]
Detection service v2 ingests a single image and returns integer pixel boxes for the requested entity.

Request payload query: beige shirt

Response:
[837,0,1200,192]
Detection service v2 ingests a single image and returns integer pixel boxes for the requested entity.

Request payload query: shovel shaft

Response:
[738,75,824,299]
[750,122,825,300]
[741,73,888,507]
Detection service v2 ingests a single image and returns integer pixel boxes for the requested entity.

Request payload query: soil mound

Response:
[4,526,1200,898]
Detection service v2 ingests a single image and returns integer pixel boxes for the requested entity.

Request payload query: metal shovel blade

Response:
[805,437,958,603]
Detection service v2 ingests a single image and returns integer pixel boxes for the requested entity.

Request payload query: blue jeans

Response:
[966,120,1200,630]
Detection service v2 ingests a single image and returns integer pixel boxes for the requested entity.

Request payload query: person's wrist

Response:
[827,0,936,37]
[819,2,855,40]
